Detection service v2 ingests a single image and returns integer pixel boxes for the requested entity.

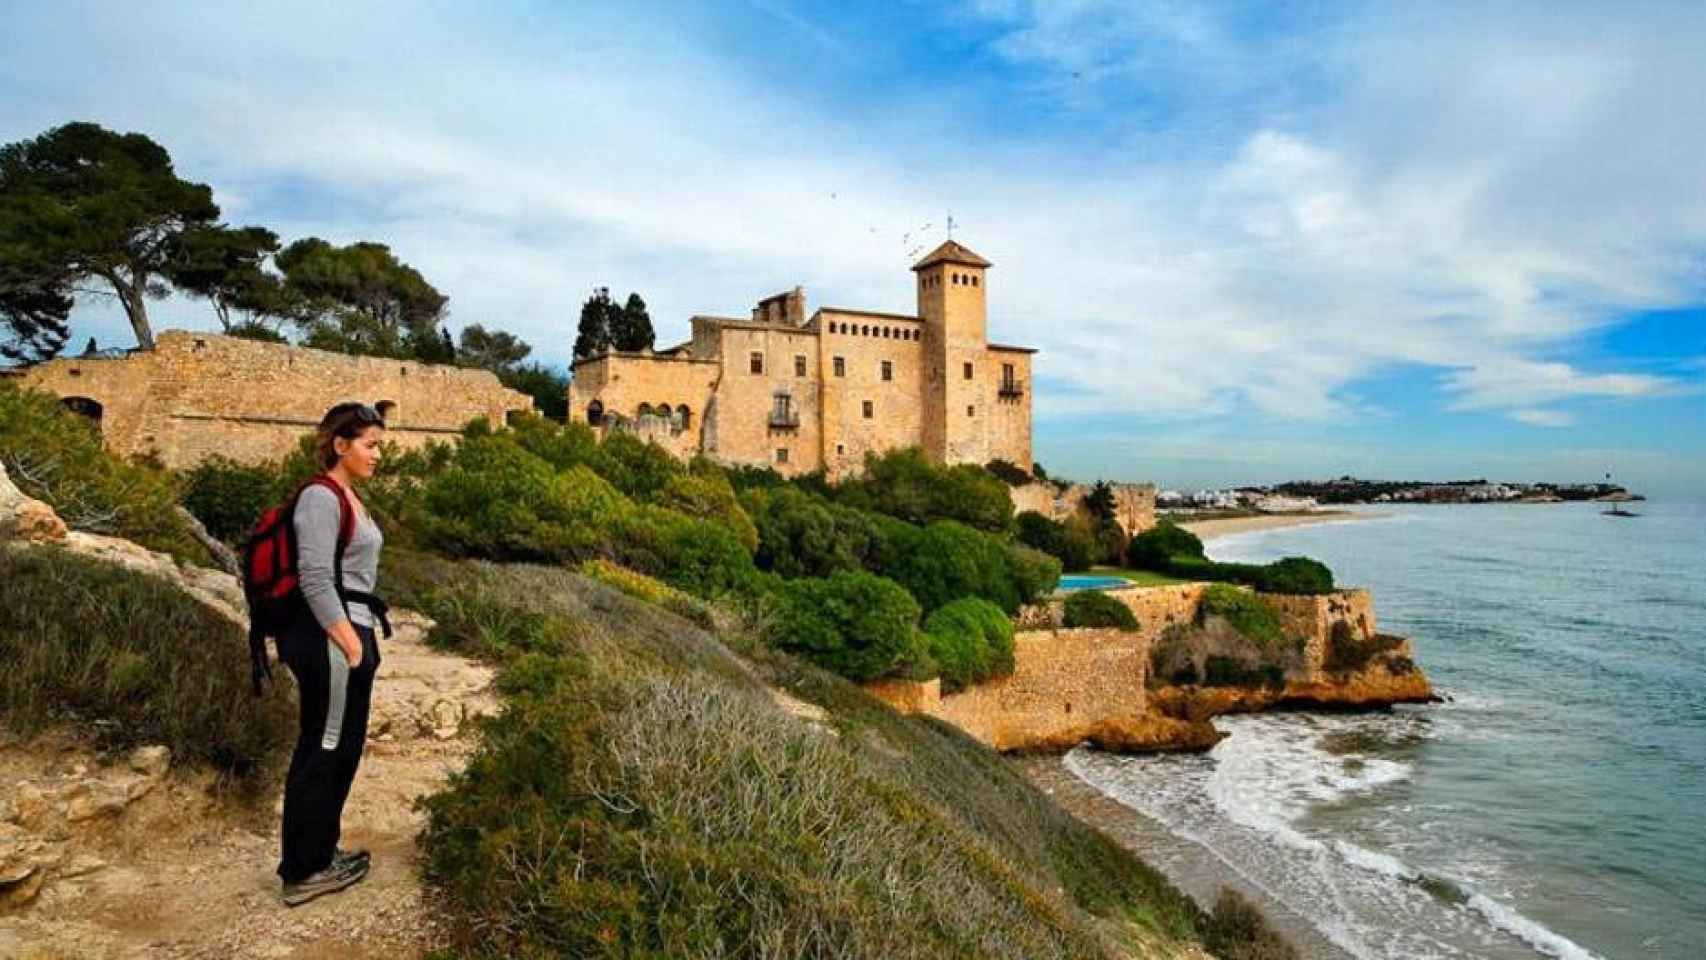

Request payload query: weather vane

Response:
[946,213,956,241]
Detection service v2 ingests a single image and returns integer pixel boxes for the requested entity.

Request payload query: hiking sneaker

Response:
[281,857,369,907]
[333,846,371,871]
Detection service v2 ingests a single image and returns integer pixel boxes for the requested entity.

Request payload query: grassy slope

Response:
[380,550,1216,959]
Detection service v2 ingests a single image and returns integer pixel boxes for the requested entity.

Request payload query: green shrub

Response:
[656,468,759,556]
[1016,510,1093,572]
[923,597,1016,692]
[1125,520,1205,570]
[1199,584,1290,653]
[1008,543,1062,605]
[180,455,279,543]
[423,439,623,562]
[1062,590,1138,631]
[1165,557,1269,586]
[0,381,209,564]
[881,519,1021,614]
[505,411,605,473]
[1323,622,1405,673]
[1255,555,1335,594]
[597,429,684,499]
[0,547,294,786]
[1203,655,1285,690]
[612,502,757,599]
[744,485,868,578]
[837,446,1014,533]
[983,458,1033,486]
[765,570,922,681]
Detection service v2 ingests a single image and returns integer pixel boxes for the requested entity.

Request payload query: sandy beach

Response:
[1175,510,1377,543]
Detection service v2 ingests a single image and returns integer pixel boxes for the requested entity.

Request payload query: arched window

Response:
[375,400,397,424]
[505,409,525,427]
[971,275,979,287]
[861,325,870,336]
[676,405,692,430]
[637,402,655,418]
[587,399,605,426]
[658,403,672,418]
[60,396,103,428]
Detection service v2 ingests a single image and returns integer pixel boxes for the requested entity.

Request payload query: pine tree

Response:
[612,292,655,352]
[574,287,615,359]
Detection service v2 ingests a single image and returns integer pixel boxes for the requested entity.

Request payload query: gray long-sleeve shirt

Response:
[293,483,384,630]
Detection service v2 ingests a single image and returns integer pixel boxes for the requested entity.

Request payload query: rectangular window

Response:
[750,351,764,375]
[772,394,792,420]
[967,405,975,417]
[776,448,789,463]
[833,356,845,377]
[836,443,845,455]
[795,354,807,377]
[1003,362,1014,382]
[963,361,973,380]
[881,360,893,382]
[862,400,873,419]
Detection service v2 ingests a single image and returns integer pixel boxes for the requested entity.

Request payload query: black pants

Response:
[275,617,380,884]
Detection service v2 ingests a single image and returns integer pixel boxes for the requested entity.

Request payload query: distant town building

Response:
[566,240,1035,479]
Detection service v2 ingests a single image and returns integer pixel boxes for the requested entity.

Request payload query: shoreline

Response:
[1175,509,1378,543]
[1016,753,1357,960]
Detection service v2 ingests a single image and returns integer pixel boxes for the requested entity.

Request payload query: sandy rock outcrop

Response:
[0,460,68,544]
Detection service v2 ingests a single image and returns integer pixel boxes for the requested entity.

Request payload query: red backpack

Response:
[241,475,390,696]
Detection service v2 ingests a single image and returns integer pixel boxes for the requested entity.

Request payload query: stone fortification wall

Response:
[870,626,1149,752]
[707,322,826,475]
[14,331,533,469]
[870,582,1407,752]
[1264,588,1376,683]
[1008,481,1157,536]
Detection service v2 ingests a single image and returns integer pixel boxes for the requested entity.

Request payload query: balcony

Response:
[998,379,1024,399]
[768,410,801,431]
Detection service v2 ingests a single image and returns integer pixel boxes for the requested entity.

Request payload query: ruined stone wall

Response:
[818,310,928,480]
[1007,480,1157,535]
[14,331,533,469]
[1264,588,1376,682]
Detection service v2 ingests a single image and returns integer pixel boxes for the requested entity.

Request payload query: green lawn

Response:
[1087,566,1192,587]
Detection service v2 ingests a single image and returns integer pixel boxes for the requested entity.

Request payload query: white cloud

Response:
[3,0,1703,448]
[1510,408,1576,428]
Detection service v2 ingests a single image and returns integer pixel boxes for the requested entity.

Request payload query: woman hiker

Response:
[275,402,390,906]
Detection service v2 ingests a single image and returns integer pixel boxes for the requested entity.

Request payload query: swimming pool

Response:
[1055,574,1132,592]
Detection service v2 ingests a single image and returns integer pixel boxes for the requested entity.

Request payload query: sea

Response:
[1065,498,1706,959]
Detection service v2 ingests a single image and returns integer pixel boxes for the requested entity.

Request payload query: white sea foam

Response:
[1067,712,1613,960]
[1466,894,1606,960]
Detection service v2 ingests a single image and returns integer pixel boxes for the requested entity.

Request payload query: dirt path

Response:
[1,611,497,960]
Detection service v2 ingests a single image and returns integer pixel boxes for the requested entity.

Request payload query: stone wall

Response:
[1264,588,1376,683]
[13,331,534,469]
[868,626,1148,751]
[870,582,1411,752]
[1008,480,1158,536]
[566,352,719,462]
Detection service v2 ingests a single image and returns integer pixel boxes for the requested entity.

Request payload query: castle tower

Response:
[913,240,992,465]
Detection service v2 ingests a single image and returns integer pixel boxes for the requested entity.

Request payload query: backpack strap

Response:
[307,474,393,640]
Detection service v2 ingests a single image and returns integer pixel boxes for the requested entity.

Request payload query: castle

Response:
[567,240,1035,478]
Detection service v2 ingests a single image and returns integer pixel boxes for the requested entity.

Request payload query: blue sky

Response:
[4,1,1703,494]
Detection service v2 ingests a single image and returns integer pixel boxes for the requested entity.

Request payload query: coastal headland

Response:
[865,580,1433,755]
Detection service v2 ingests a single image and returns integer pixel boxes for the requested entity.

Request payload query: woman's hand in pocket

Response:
[329,620,364,669]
